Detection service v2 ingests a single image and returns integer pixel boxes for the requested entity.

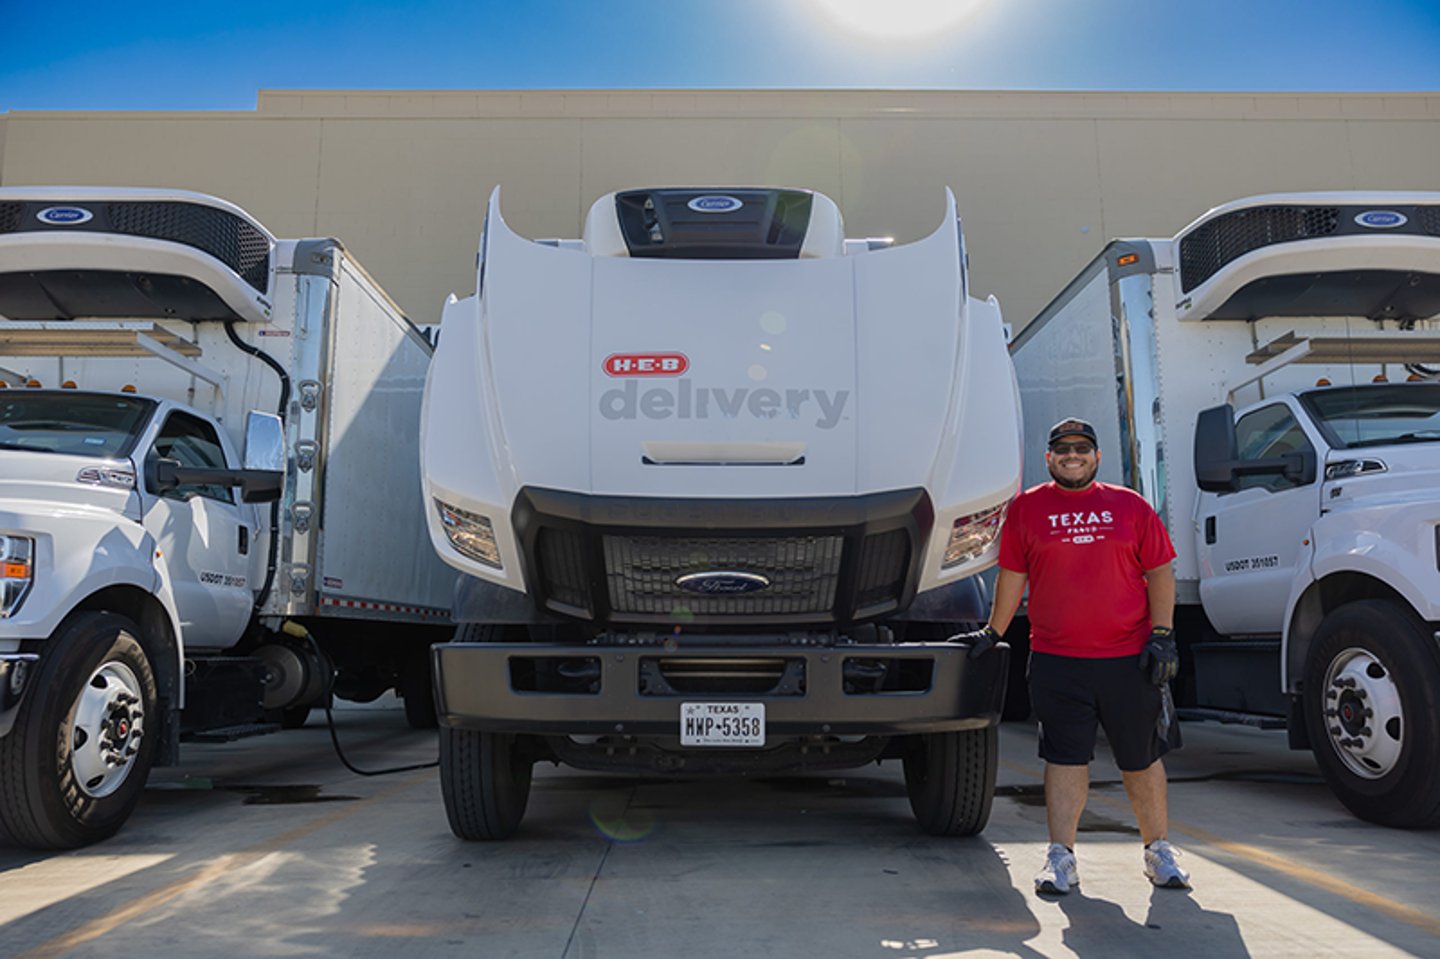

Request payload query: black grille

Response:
[106,202,271,293]
[536,527,593,615]
[853,530,911,613]
[515,488,931,626]
[0,203,20,234]
[603,534,844,616]
[1418,206,1440,237]
[1180,206,1339,292]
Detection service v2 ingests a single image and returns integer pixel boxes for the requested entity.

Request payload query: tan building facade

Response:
[2,89,1439,329]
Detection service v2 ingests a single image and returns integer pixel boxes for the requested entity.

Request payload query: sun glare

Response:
[806,0,984,41]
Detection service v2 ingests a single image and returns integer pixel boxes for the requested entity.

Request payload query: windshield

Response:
[0,392,156,458]
[1301,384,1440,450]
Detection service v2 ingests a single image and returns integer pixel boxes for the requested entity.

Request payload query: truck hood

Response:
[0,451,140,519]
[468,191,989,500]
[1322,442,1440,510]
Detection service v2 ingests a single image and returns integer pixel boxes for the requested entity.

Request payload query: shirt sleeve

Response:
[997,495,1029,573]
[1134,500,1177,570]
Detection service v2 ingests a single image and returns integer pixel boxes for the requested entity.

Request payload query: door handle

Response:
[1204,516,1216,545]
[238,526,249,556]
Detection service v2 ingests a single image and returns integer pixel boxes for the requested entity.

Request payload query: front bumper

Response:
[433,640,1008,736]
[0,653,38,738]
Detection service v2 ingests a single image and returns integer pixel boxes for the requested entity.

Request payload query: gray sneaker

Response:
[1035,842,1079,895]
[1144,839,1191,888]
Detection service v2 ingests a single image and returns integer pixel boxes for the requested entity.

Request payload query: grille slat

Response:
[603,534,844,616]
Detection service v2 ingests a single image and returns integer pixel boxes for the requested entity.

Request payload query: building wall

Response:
[3,89,1439,329]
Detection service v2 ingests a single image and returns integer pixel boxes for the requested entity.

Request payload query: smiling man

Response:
[965,417,1189,895]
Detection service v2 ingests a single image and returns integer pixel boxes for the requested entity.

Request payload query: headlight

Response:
[942,501,1008,569]
[436,500,502,569]
[0,535,34,618]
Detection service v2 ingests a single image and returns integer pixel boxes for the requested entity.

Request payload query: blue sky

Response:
[3,0,1439,111]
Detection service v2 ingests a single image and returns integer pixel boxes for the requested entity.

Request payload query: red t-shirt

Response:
[997,481,1176,657]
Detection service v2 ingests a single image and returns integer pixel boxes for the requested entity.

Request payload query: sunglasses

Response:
[1049,442,1095,455]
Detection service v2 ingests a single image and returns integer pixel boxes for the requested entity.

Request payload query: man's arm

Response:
[1145,562,1175,630]
[988,567,1028,635]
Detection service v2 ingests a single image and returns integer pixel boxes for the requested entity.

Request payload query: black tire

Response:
[437,623,534,840]
[0,612,159,849]
[400,648,438,730]
[1303,599,1440,829]
[280,705,312,730]
[903,724,998,836]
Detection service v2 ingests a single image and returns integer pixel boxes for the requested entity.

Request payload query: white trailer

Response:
[1011,192,1440,827]
[0,188,456,848]
[420,186,1022,840]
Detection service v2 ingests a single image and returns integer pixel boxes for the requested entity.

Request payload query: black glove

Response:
[952,624,1001,661]
[1138,626,1178,686]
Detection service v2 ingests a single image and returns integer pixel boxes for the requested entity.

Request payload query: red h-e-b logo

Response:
[603,353,689,377]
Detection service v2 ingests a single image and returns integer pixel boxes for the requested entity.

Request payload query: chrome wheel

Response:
[1322,646,1402,780]
[69,660,146,799]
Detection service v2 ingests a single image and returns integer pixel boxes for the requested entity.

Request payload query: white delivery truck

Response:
[1011,192,1440,827]
[420,186,1022,840]
[0,187,456,849]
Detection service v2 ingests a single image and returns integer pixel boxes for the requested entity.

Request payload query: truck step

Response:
[184,723,283,743]
[1175,707,1286,730]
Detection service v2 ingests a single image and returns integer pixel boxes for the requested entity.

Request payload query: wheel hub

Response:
[1323,647,1402,780]
[69,661,146,798]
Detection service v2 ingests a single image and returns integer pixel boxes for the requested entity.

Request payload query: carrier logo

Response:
[687,195,744,214]
[36,206,94,225]
[1355,210,1407,229]
[604,353,689,376]
[676,571,771,594]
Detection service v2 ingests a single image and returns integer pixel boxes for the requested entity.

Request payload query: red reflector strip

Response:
[317,596,449,619]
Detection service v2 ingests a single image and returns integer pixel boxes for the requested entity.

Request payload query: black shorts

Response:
[1028,651,1179,771]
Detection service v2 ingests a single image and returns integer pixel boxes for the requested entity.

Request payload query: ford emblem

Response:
[36,206,94,225]
[687,195,744,214]
[676,570,771,594]
[1355,210,1407,229]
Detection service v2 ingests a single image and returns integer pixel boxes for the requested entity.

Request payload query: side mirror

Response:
[239,411,286,503]
[243,412,285,472]
[1193,404,1318,494]
[1194,405,1239,492]
[145,411,286,504]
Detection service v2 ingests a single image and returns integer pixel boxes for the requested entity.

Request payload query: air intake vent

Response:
[614,189,815,260]
[1417,206,1440,237]
[1180,206,1339,293]
[853,529,911,615]
[0,199,271,296]
[602,534,844,616]
[106,202,271,293]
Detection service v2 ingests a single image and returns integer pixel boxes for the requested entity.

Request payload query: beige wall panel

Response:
[3,93,1438,333]
[311,118,584,317]
[1092,119,1367,243]
[576,119,845,211]
[837,118,1106,324]
[0,118,323,239]
[1343,121,1440,189]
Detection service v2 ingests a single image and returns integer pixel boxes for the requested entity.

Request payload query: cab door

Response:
[141,409,253,648]
[1195,400,1321,635]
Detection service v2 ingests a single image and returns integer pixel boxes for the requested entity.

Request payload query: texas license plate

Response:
[680,702,765,747]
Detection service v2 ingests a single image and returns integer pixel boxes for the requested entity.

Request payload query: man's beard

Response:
[1049,460,1098,490]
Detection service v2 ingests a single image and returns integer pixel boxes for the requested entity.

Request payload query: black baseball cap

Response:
[1048,417,1098,449]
